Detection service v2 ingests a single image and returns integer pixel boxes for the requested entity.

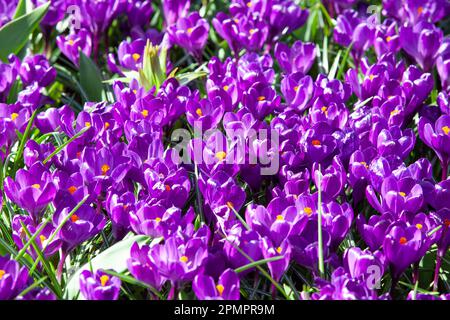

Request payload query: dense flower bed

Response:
[0,0,449,300]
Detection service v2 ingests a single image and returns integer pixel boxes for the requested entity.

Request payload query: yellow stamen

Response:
[223,85,229,91]
[196,108,203,117]
[132,53,141,62]
[187,27,194,35]
[304,207,313,216]
[276,215,284,221]
[216,151,227,161]
[141,110,149,118]
[101,164,110,176]
[85,122,91,128]
[418,6,423,15]
[180,255,189,263]
[257,96,266,101]
[416,223,423,230]
[399,192,406,197]
[369,74,375,81]
[386,36,392,42]
[104,122,110,129]
[390,109,400,116]
[11,113,19,121]
[165,184,171,191]
[399,237,407,245]
[246,1,252,7]
[294,86,299,92]
[100,275,109,287]
[32,184,41,189]
[68,39,75,46]
[39,235,47,245]
[276,247,282,254]
[226,201,234,209]
[0,270,5,280]
[68,186,77,195]
[312,139,321,146]
[71,214,79,223]
[216,284,225,296]
[155,217,161,222]
[442,126,450,135]
[249,29,257,35]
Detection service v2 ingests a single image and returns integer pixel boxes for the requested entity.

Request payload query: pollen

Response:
[216,284,225,296]
[165,184,171,191]
[442,126,450,135]
[399,237,407,245]
[276,247,282,254]
[85,122,91,128]
[132,53,141,62]
[141,109,149,118]
[249,29,257,35]
[257,96,266,101]
[11,113,19,121]
[312,139,321,146]
[399,192,406,197]
[180,255,189,263]
[386,36,392,42]
[68,186,77,195]
[246,1,252,7]
[369,74,375,81]
[304,207,313,216]
[196,108,203,117]
[0,270,5,280]
[360,161,368,168]
[294,86,299,92]
[101,164,111,175]
[68,39,75,46]
[223,85,229,91]
[100,275,109,287]
[216,151,227,161]
[226,201,234,209]
[155,217,161,223]
[187,27,193,34]
[321,106,328,116]
[416,223,423,230]
[32,184,41,189]
[71,214,79,223]
[390,109,400,116]
[39,235,47,245]
[104,122,110,129]
[276,215,284,221]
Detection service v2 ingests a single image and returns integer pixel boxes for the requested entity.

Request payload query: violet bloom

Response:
[269,0,308,38]
[124,0,153,27]
[212,12,269,53]
[19,55,56,87]
[56,29,93,67]
[419,115,450,180]
[168,12,209,59]
[343,247,385,282]
[301,122,337,164]
[193,269,240,300]
[115,39,146,71]
[312,156,346,201]
[4,163,56,224]
[243,82,280,120]
[366,175,424,216]
[186,96,224,131]
[281,72,314,112]
[12,215,61,259]
[399,21,443,71]
[79,269,121,300]
[53,204,106,253]
[383,224,422,280]
[0,255,30,300]
[127,242,165,290]
[275,40,316,75]
[105,191,135,240]
[374,20,400,57]
[223,227,263,271]
[129,204,183,238]
[437,37,450,92]
[0,0,17,27]
[261,237,291,282]
[356,213,394,251]
[163,0,190,26]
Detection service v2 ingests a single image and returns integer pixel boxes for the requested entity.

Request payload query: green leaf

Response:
[64,234,150,299]
[235,256,284,273]
[79,52,104,102]
[0,1,50,62]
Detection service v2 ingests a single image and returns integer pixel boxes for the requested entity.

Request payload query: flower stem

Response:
[441,159,448,181]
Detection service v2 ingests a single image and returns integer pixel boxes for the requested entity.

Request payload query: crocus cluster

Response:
[0,0,449,301]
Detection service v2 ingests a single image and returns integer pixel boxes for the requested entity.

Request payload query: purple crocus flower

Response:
[163,0,191,26]
[419,115,450,179]
[79,269,121,300]
[312,156,346,201]
[168,12,209,59]
[4,163,57,224]
[128,242,165,290]
[243,82,280,120]
[0,255,30,300]
[186,96,224,131]
[269,0,309,38]
[280,72,314,112]
[275,40,317,75]
[343,247,385,282]
[437,37,450,91]
[357,213,394,251]
[19,55,56,88]
[399,21,443,71]
[56,29,93,67]
[0,0,17,28]
[193,268,240,300]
